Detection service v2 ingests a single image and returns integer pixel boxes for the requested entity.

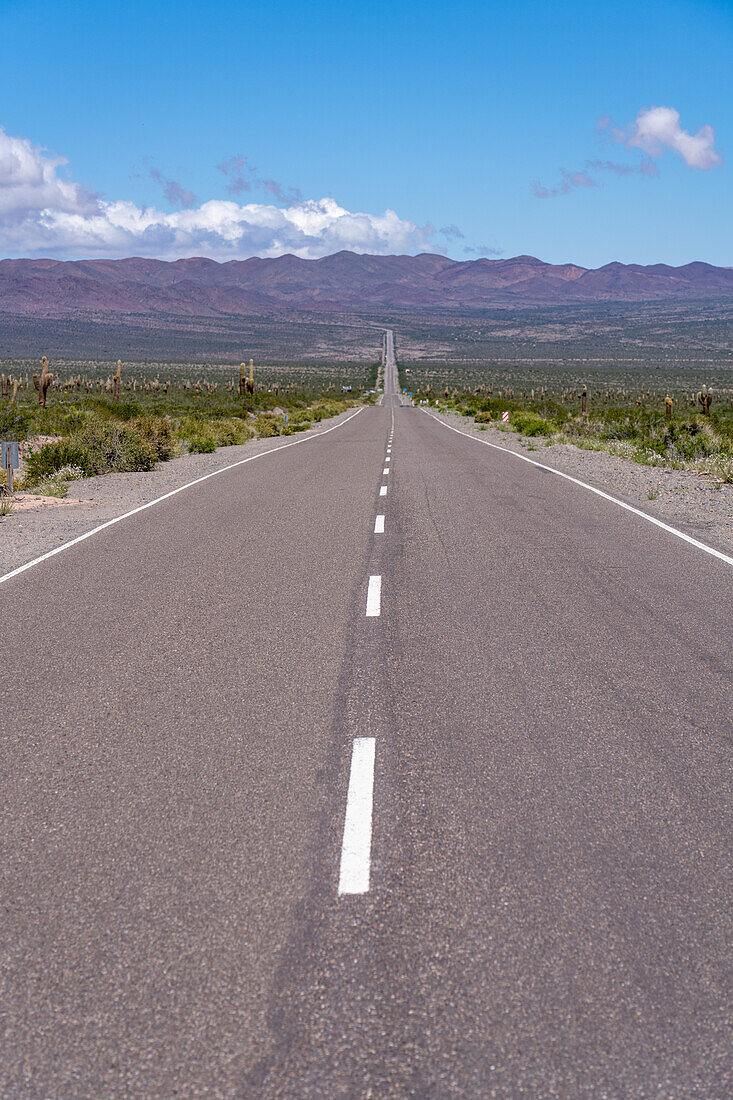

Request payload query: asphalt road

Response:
[1,332,731,1098]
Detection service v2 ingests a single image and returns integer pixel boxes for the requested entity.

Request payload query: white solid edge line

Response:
[366,574,382,616]
[0,408,364,587]
[423,410,733,567]
[379,486,388,496]
[338,737,376,895]
[375,514,385,533]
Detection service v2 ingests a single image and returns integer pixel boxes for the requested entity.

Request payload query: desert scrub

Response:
[175,413,254,452]
[128,414,178,460]
[0,404,32,442]
[253,414,282,438]
[3,380,356,480]
[283,419,311,435]
[308,399,346,422]
[434,386,733,480]
[22,416,164,483]
[188,436,216,454]
[510,411,556,437]
[28,465,85,498]
[694,453,733,484]
[210,417,255,447]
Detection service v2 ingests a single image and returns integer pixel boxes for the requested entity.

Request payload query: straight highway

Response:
[1,331,731,1098]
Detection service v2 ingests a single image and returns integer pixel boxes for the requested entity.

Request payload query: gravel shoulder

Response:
[429,408,733,558]
[0,409,358,576]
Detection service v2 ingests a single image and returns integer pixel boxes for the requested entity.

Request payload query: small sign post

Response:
[1,441,20,494]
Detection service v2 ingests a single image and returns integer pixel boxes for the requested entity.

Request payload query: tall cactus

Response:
[113,359,122,401]
[239,358,255,394]
[697,385,713,415]
[33,356,54,408]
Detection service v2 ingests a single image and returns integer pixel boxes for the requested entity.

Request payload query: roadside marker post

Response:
[502,411,509,422]
[1,442,19,494]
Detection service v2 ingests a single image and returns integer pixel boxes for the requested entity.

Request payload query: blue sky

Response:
[0,0,730,265]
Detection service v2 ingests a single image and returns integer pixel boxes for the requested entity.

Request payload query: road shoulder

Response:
[428,408,733,557]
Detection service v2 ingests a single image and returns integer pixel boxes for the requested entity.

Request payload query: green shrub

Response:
[510,411,555,437]
[23,440,86,482]
[129,414,177,460]
[30,465,85,497]
[24,416,158,483]
[308,400,344,422]
[0,405,32,441]
[188,436,216,453]
[211,417,255,446]
[253,415,281,437]
[71,417,158,474]
[474,410,493,423]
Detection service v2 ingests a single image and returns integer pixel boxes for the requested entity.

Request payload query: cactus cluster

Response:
[697,385,713,415]
[239,359,256,395]
[1,374,19,405]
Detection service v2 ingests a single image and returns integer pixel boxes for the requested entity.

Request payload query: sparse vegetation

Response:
[0,362,369,490]
[415,374,733,483]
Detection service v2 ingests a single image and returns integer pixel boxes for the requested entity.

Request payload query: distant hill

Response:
[1,252,732,318]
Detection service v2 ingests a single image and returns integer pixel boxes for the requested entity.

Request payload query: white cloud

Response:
[0,128,99,220]
[0,126,433,259]
[626,106,723,170]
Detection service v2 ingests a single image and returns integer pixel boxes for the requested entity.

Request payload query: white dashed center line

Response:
[382,467,389,475]
[379,486,387,496]
[374,514,385,533]
[338,737,376,895]
[366,574,382,617]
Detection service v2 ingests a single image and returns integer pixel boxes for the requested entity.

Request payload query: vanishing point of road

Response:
[1,331,731,1097]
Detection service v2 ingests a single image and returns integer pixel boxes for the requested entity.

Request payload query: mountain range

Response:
[1,252,732,318]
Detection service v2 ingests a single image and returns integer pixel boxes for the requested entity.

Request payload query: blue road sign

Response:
[1,442,19,468]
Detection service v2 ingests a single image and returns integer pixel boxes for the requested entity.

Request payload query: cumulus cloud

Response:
[532,104,720,198]
[626,106,722,169]
[0,126,434,259]
[598,106,723,170]
[0,127,99,220]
